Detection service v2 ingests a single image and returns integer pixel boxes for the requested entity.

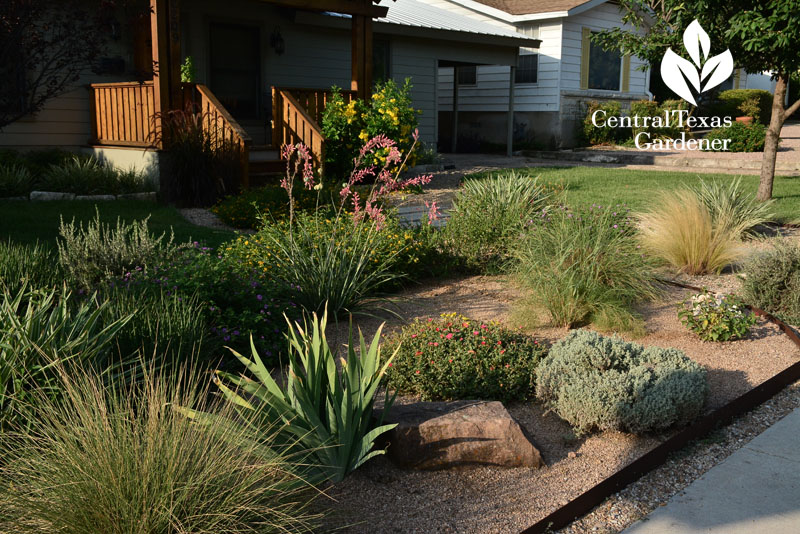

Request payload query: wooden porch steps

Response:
[248,146,283,187]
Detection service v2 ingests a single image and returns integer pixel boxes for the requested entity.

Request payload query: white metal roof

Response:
[376,0,537,42]
[325,0,539,44]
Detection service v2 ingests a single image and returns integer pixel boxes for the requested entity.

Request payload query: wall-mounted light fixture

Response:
[270,27,285,56]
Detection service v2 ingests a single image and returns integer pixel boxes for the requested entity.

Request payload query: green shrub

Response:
[678,290,756,342]
[190,310,396,483]
[582,101,623,145]
[630,99,690,140]
[211,184,333,230]
[386,313,547,402]
[0,164,34,197]
[704,121,767,152]
[0,241,63,292]
[0,367,322,533]
[42,155,153,195]
[442,171,555,272]
[536,329,708,435]
[741,239,800,326]
[515,205,659,332]
[321,79,420,179]
[137,242,301,366]
[0,285,130,431]
[57,211,177,290]
[715,89,773,124]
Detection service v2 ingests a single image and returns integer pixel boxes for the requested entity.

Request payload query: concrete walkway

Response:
[623,408,800,534]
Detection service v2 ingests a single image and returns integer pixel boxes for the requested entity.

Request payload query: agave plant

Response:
[189,309,398,483]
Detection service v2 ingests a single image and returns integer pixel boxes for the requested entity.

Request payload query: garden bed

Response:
[320,276,799,534]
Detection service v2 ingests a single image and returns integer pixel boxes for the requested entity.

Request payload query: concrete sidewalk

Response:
[623,408,800,534]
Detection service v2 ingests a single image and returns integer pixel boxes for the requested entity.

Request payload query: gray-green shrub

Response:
[0,366,322,533]
[536,329,708,435]
[741,239,800,326]
[515,205,659,332]
[443,171,554,271]
[57,210,177,290]
[0,285,130,430]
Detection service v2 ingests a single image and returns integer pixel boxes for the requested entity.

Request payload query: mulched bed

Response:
[319,275,800,534]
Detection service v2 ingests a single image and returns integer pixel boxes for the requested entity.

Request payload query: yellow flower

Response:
[358,130,369,141]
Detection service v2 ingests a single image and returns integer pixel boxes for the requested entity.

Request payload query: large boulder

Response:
[381,400,543,470]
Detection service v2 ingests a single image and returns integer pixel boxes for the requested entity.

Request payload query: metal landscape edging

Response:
[519,278,800,534]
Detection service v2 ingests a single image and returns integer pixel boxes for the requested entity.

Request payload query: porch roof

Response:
[307,0,540,48]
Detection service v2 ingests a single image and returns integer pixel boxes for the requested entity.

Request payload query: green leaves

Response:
[678,290,757,342]
[201,308,397,483]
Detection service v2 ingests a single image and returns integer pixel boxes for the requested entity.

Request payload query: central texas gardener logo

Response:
[660,20,734,106]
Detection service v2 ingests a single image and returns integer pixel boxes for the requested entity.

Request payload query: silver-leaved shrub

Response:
[536,329,708,435]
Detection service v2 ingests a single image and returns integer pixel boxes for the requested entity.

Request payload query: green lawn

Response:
[0,200,236,247]
[468,167,800,223]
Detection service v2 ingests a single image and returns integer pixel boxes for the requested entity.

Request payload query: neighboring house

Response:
[0,0,538,183]
[428,0,783,149]
[429,0,652,148]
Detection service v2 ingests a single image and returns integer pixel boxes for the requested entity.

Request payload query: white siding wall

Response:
[438,19,562,113]
[561,2,648,94]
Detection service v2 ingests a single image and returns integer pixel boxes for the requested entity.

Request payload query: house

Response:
[0,0,539,185]
[429,0,781,149]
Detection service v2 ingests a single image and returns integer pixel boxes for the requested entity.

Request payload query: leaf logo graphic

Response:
[660,20,734,106]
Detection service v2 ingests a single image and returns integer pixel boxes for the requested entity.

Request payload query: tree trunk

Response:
[757,76,787,202]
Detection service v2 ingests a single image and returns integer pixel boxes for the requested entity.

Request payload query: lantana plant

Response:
[678,289,757,342]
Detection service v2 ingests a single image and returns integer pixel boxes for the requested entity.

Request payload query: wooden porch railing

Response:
[271,86,357,169]
[88,81,252,188]
[89,81,156,147]
[194,84,252,188]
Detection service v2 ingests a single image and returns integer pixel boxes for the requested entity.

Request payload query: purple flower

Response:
[233,330,240,336]
[257,294,263,301]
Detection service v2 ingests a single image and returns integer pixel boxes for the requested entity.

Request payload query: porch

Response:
[88,0,538,187]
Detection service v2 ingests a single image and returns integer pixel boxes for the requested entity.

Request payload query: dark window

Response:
[457,65,477,85]
[588,33,621,91]
[515,53,538,84]
[373,38,391,85]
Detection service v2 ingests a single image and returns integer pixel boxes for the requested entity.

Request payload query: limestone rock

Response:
[30,191,75,201]
[117,192,157,201]
[75,195,115,201]
[381,400,544,470]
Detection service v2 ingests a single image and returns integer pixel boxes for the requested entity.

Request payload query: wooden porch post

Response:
[150,0,182,148]
[351,2,373,100]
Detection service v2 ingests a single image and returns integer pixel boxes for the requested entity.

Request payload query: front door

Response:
[208,23,260,120]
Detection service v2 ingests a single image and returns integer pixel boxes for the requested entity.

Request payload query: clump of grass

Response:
[443,171,555,271]
[0,365,323,533]
[514,204,659,332]
[0,164,34,197]
[0,240,62,292]
[694,177,774,237]
[637,188,743,275]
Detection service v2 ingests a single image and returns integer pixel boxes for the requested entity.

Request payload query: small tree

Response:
[594,0,800,201]
[0,0,118,129]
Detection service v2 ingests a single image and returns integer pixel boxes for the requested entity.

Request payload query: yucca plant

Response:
[190,309,397,483]
[443,171,555,271]
[0,365,322,533]
[637,187,744,275]
[693,177,774,237]
[0,285,130,430]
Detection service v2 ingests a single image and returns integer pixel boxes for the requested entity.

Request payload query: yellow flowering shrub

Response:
[321,78,420,180]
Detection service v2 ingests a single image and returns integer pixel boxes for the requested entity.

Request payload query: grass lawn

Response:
[0,200,236,248]
[468,167,800,223]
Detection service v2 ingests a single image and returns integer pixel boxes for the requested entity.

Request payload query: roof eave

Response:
[447,0,610,22]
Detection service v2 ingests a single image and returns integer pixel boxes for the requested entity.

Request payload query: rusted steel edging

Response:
[520,278,800,534]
